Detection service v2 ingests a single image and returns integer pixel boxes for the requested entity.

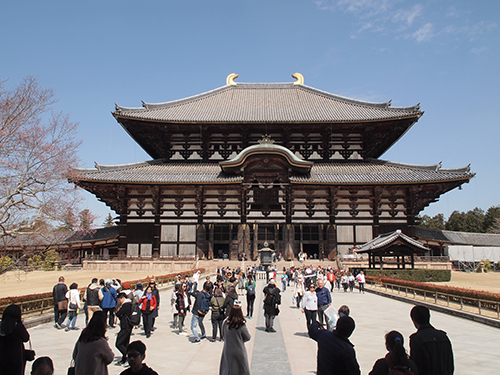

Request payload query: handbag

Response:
[58,299,68,311]
[69,302,78,310]
[68,359,75,375]
[24,339,35,361]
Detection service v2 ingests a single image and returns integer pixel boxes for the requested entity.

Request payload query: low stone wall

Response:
[342,260,452,270]
[82,260,195,273]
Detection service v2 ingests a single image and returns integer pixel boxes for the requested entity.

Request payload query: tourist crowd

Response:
[0,265,453,375]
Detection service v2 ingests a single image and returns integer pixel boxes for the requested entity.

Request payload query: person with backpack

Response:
[101,279,118,328]
[189,283,211,343]
[210,288,226,342]
[262,279,281,333]
[244,276,256,319]
[115,292,134,367]
[368,331,418,375]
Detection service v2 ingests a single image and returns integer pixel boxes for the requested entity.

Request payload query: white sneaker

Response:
[179,332,188,336]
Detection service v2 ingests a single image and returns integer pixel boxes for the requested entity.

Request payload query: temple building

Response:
[74,73,474,260]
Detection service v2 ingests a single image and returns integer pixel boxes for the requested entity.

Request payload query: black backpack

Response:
[128,303,141,326]
[387,365,415,375]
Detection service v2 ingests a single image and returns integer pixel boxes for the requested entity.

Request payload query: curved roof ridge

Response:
[297,85,421,112]
[115,85,232,113]
[376,159,459,171]
[93,159,167,171]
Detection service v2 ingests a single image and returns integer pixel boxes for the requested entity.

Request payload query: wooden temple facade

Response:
[74,73,474,260]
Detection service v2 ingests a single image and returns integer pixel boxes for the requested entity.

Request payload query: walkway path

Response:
[25,281,499,374]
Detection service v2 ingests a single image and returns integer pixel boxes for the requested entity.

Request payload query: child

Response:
[120,341,158,375]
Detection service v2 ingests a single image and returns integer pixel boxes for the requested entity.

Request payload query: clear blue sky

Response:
[2,1,499,226]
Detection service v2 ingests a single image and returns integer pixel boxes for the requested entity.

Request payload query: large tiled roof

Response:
[114,82,422,123]
[415,227,500,247]
[75,159,473,185]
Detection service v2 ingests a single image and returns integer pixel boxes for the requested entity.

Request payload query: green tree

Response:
[0,255,14,272]
[483,206,500,233]
[103,213,116,228]
[445,208,485,233]
[44,249,61,270]
[417,213,445,229]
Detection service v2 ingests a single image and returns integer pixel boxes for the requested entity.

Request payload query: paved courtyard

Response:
[25,281,500,374]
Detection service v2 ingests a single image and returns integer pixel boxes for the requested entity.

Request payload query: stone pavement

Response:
[25,281,500,374]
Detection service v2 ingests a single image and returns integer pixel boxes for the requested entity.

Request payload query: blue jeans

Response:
[66,310,78,329]
[191,314,206,340]
[282,281,287,291]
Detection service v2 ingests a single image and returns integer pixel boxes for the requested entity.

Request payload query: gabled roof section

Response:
[219,136,313,174]
[357,230,430,253]
[113,81,423,124]
[415,227,500,247]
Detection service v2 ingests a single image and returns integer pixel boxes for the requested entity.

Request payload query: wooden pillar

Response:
[152,186,161,259]
[326,224,337,259]
[284,224,295,260]
[237,224,251,260]
[196,224,207,259]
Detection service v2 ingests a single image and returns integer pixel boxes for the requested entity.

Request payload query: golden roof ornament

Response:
[292,72,304,85]
[226,73,238,86]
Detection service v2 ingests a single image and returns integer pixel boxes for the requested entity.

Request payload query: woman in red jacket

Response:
[139,286,157,338]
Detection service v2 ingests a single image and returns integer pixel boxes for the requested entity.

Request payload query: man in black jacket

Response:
[115,292,133,366]
[52,276,68,329]
[409,305,454,375]
[262,280,281,332]
[308,316,360,375]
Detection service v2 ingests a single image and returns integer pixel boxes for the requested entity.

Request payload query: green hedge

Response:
[364,269,451,282]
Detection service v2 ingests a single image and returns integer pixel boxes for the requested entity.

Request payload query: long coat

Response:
[219,321,251,375]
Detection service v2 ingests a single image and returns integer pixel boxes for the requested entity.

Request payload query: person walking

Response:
[84,278,103,322]
[222,285,238,319]
[302,282,318,329]
[244,276,256,319]
[356,271,366,293]
[115,292,134,367]
[175,283,190,336]
[293,275,305,308]
[210,288,226,342]
[65,283,82,331]
[219,303,251,375]
[139,286,157,338]
[262,280,281,332]
[72,311,114,375]
[52,276,68,329]
[315,279,332,330]
[0,304,30,375]
[147,279,160,331]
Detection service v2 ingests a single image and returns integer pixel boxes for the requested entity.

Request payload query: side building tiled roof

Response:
[75,159,473,185]
[416,227,500,247]
[357,230,430,253]
[113,82,423,123]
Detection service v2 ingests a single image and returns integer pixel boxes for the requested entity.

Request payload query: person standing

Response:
[219,303,251,375]
[302,283,318,329]
[148,280,160,331]
[315,280,332,330]
[84,278,103,322]
[189,284,211,343]
[72,311,114,375]
[101,279,118,328]
[52,276,68,329]
[115,292,133,367]
[280,270,288,292]
[244,276,256,319]
[222,285,238,319]
[356,271,366,293]
[293,275,306,308]
[409,305,454,375]
[175,283,190,336]
[139,286,157,338]
[210,288,226,342]
[308,316,361,375]
[327,269,335,292]
[262,280,281,333]
[0,304,30,375]
[368,330,418,375]
[65,283,82,331]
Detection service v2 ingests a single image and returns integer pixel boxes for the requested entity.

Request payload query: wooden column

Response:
[196,224,207,259]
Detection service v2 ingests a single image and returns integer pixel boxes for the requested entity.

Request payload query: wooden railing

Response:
[366,279,500,319]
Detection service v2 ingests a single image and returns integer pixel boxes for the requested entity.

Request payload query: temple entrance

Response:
[303,243,319,259]
[215,244,230,259]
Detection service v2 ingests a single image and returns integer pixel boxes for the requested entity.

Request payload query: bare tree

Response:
[0,76,81,238]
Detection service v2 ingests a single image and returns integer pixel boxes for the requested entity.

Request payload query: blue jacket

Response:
[316,286,332,306]
[101,286,117,309]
